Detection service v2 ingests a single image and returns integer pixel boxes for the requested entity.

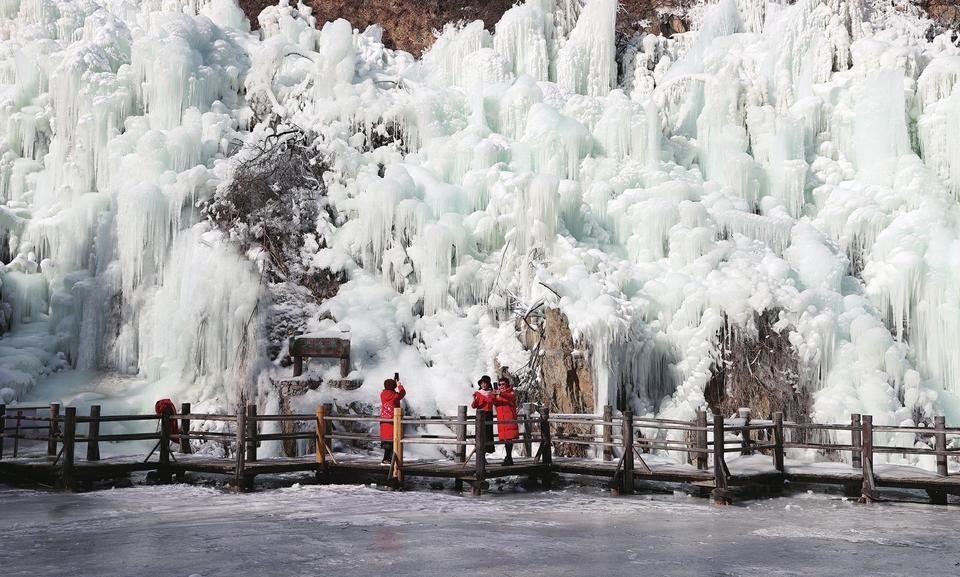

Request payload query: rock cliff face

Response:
[239,0,696,55]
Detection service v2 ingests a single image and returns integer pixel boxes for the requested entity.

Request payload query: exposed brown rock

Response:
[239,1,695,55]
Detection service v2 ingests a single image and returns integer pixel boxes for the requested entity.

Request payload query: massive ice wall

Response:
[0,0,264,408]
[0,0,958,451]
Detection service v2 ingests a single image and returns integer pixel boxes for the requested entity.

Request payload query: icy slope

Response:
[0,0,957,448]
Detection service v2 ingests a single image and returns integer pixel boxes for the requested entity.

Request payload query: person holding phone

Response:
[380,375,406,464]
[471,375,495,454]
[493,377,518,466]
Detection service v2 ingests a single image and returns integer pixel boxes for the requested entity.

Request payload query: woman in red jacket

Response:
[471,376,495,454]
[493,377,519,465]
[380,378,406,464]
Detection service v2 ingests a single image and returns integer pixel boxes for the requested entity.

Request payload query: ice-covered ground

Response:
[1,483,958,576]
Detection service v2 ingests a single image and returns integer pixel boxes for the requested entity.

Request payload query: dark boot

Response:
[503,443,514,466]
[381,441,393,464]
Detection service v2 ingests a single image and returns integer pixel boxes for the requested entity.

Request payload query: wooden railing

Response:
[1,402,956,500]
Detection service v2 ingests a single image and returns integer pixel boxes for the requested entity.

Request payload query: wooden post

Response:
[322,403,333,458]
[13,409,21,458]
[315,405,326,465]
[235,408,248,492]
[48,402,60,457]
[473,410,486,496]
[602,405,613,462]
[695,409,708,470]
[540,406,552,466]
[712,414,728,495]
[0,404,4,460]
[392,406,404,486]
[773,412,784,473]
[860,414,875,502]
[621,410,634,495]
[158,411,171,484]
[339,342,351,378]
[930,415,948,505]
[180,402,192,454]
[59,407,77,491]
[455,405,467,463]
[246,404,258,463]
[293,356,304,377]
[934,416,947,476]
[522,403,534,458]
[86,405,101,462]
[850,413,861,469]
[738,408,752,455]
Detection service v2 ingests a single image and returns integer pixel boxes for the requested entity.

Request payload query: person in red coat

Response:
[380,378,406,464]
[493,377,519,465]
[471,375,495,454]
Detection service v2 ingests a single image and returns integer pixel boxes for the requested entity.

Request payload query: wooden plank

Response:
[712,414,727,491]
[392,407,404,485]
[289,337,350,359]
[0,404,5,460]
[696,409,708,470]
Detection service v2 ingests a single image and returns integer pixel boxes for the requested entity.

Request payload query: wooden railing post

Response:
[180,402,192,454]
[392,406,404,486]
[712,414,728,501]
[602,405,613,462]
[934,416,947,476]
[158,410,171,484]
[860,414,875,502]
[13,409,21,457]
[695,409,708,470]
[59,407,77,491]
[773,412,784,473]
[456,405,467,463]
[0,403,5,460]
[86,405,101,462]
[235,408,247,491]
[473,410,486,496]
[621,410,634,495]
[48,402,60,456]
[539,406,552,467]
[315,405,326,466]
[739,408,752,455]
[523,402,535,458]
[850,413,861,469]
[322,403,333,457]
[246,404,258,463]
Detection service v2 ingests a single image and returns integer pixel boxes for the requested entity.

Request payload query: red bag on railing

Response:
[154,399,181,442]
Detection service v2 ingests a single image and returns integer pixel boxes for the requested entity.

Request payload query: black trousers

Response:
[382,441,393,463]
[483,411,495,453]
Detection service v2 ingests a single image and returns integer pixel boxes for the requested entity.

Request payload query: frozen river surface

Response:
[1,483,958,576]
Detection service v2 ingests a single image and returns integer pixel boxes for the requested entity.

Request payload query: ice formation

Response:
[0,0,958,466]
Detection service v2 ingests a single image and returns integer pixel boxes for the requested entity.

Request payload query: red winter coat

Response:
[493,387,519,440]
[380,384,406,439]
[154,398,181,440]
[471,389,494,412]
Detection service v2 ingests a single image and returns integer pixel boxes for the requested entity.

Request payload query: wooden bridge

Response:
[1,402,958,504]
